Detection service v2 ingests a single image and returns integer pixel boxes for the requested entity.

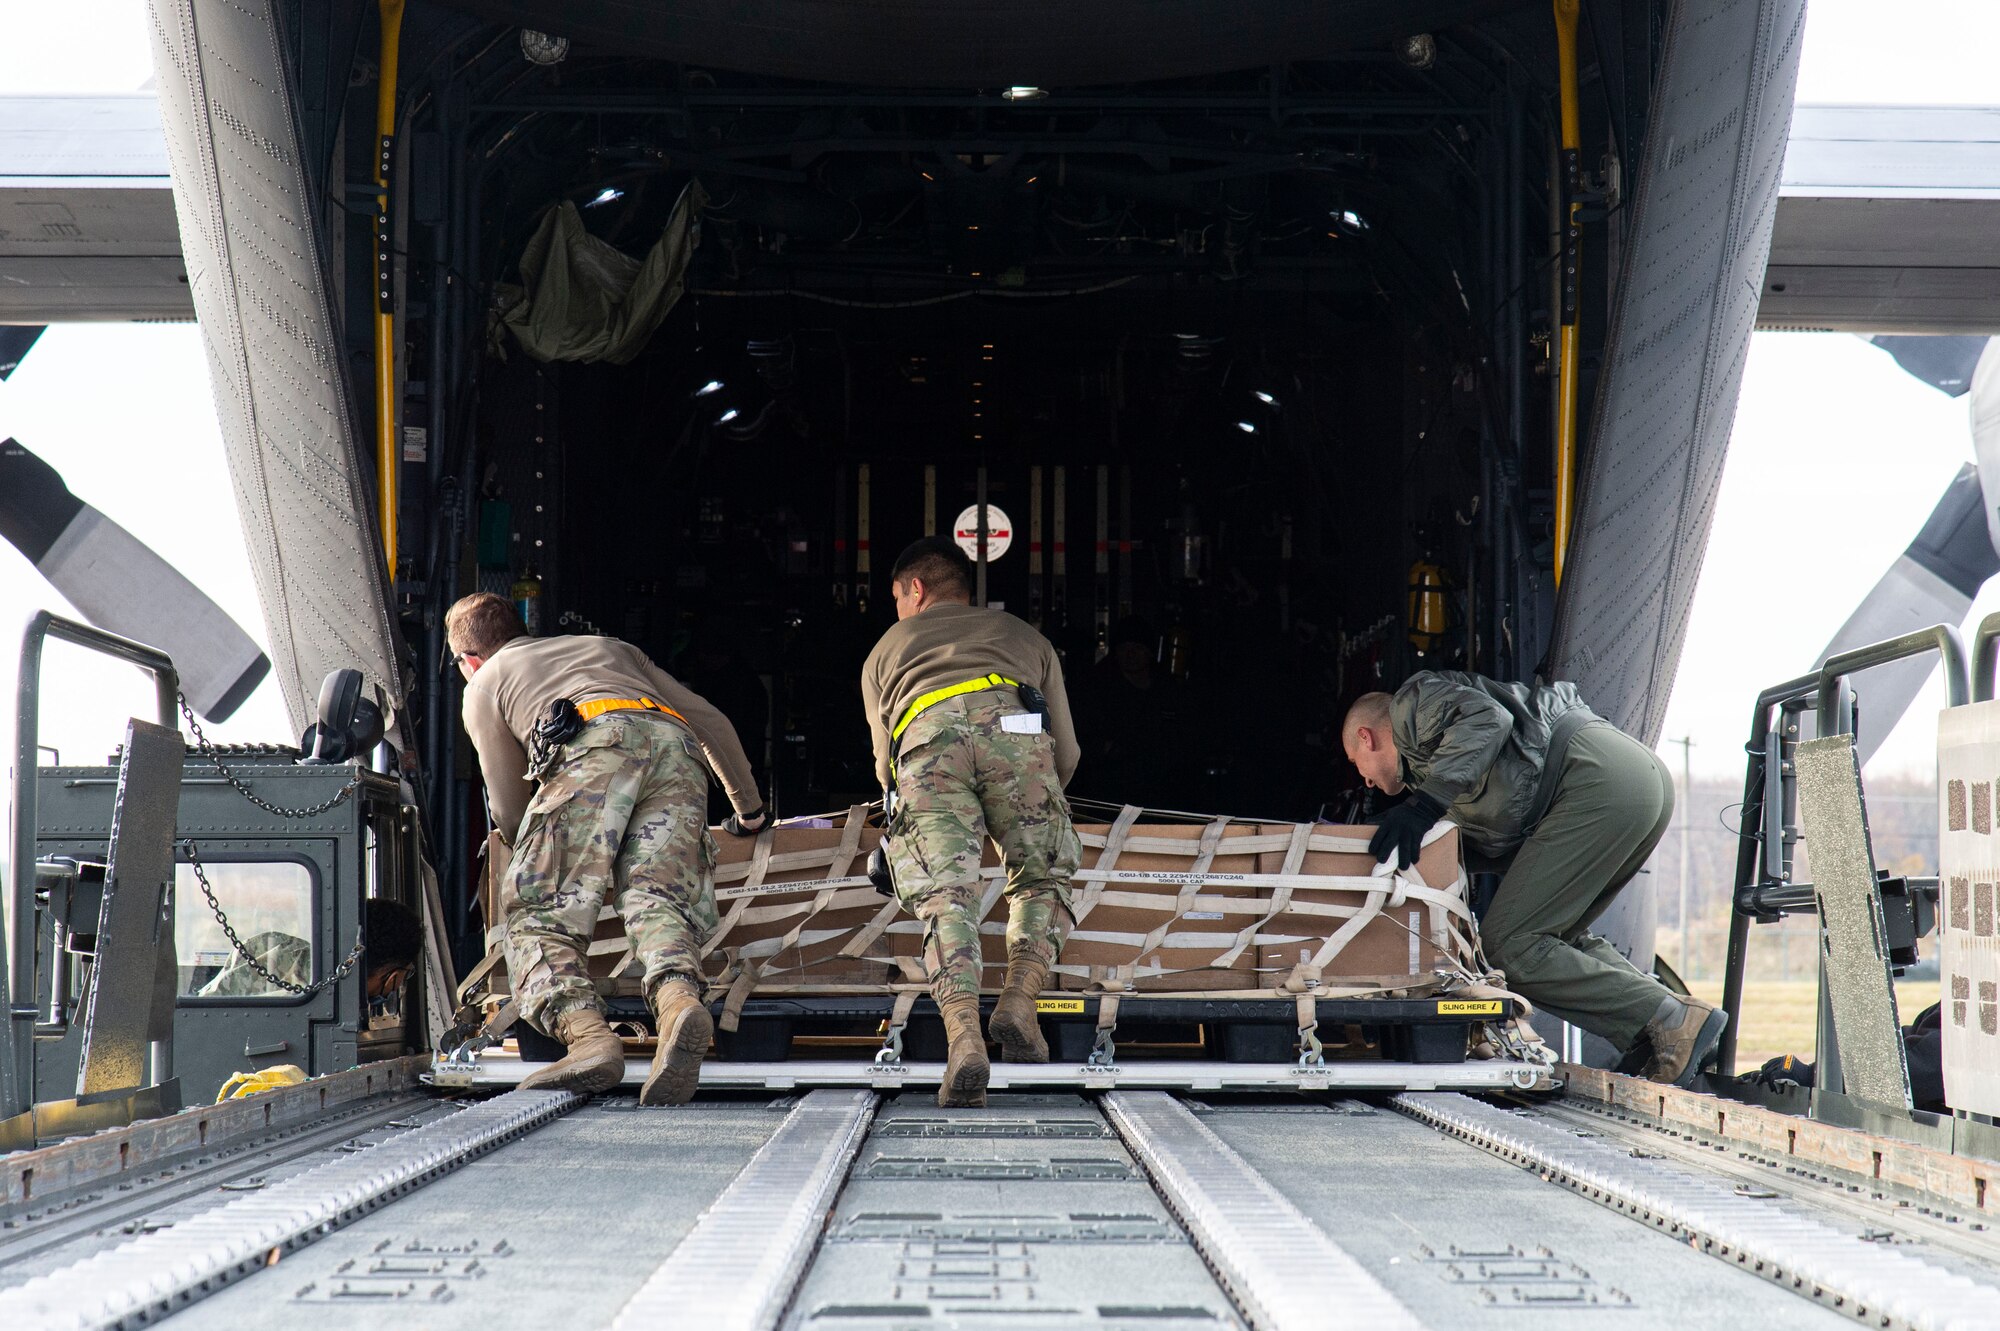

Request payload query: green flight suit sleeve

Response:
[1399,674,1515,805]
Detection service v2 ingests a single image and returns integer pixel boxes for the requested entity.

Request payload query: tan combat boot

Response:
[519,1006,626,1094]
[1643,996,1728,1088]
[640,977,714,1107]
[987,941,1053,1063]
[935,989,991,1108]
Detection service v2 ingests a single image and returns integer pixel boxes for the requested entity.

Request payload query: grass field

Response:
[1688,979,1941,1070]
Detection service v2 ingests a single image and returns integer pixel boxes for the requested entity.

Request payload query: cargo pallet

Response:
[511,993,1512,1067]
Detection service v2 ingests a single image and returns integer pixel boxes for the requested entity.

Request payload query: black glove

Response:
[722,805,767,837]
[1750,1053,1815,1091]
[1367,790,1446,870]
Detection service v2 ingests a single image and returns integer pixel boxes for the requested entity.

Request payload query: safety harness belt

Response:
[577,696,689,726]
[890,673,1020,743]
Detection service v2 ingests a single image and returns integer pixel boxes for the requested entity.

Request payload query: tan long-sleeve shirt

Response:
[861,602,1078,788]
[463,634,760,841]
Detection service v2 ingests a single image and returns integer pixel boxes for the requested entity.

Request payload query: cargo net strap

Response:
[471,806,1517,1020]
[1056,814,1481,996]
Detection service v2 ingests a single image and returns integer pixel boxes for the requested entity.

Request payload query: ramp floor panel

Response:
[160,1099,786,1329]
[785,1092,1247,1330]
[1196,1099,1861,1330]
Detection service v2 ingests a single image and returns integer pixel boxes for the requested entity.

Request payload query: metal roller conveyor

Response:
[1104,1090,1428,1331]
[610,1090,875,1329]
[0,1088,580,1330]
[1392,1092,2000,1331]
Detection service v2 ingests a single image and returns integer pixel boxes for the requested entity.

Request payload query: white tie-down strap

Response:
[460,810,1484,1005]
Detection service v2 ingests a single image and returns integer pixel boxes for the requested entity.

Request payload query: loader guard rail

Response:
[1721,624,1966,1079]
[4,613,180,1123]
[1970,610,2000,701]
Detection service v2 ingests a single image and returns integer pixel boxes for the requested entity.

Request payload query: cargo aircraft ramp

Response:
[4,1072,1998,1331]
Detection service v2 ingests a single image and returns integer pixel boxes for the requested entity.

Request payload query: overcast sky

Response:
[2,0,1998,797]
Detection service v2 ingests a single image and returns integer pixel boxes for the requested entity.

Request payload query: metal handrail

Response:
[1717,672,1820,1076]
[1972,611,2000,702]
[1816,624,1969,735]
[3,612,179,1120]
[1724,623,1968,1078]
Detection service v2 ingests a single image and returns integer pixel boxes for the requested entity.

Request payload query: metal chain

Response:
[177,691,361,818]
[184,838,366,996]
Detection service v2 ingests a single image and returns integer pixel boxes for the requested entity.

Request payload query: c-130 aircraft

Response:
[6,0,1802,1105]
[16,5,2000,1327]
[121,0,1805,974]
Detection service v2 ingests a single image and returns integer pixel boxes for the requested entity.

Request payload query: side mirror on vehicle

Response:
[299,668,385,763]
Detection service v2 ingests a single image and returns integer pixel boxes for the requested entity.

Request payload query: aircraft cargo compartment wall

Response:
[1544,0,1805,743]
[145,0,401,732]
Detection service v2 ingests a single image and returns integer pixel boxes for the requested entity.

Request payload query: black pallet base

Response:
[516,994,1502,1067]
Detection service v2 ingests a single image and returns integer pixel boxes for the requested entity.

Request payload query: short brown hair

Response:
[446,592,525,657]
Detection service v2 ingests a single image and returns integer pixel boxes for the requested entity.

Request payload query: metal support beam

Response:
[430,1053,1552,1094]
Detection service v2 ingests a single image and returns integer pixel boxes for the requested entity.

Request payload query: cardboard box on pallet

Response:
[708,823,897,986]
[1060,822,1263,993]
[1252,823,1463,986]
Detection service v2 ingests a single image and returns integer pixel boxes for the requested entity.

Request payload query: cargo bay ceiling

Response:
[142,0,1800,764]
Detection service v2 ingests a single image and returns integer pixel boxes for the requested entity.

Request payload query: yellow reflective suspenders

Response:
[891,673,1021,743]
[576,696,689,726]
[888,674,1022,778]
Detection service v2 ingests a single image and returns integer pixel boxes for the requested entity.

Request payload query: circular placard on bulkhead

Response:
[951,504,1014,560]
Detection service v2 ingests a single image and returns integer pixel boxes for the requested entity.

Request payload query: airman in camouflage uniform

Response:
[863,536,1082,1107]
[503,713,720,1024]
[884,694,1081,994]
[451,592,766,1104]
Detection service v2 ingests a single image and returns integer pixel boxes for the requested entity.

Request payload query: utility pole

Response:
[1672,736,1695,976]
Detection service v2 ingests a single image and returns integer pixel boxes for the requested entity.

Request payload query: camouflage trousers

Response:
[885,692,1081,997]
[502,712,719,1031]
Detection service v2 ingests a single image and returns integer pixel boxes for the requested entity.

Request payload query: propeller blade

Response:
[0,437,269,721]
[0,326,45,381]
[1972,338,2000,557]
[1815,463,1993,764]
[1867,334,1989,398]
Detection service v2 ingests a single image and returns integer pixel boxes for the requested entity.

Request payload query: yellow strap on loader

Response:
[216,1064,309,1102]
